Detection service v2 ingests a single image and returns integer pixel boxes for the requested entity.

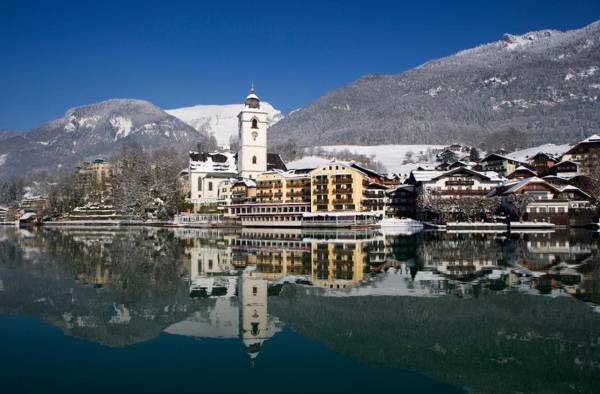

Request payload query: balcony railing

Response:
[313,199,329,204]
[445,180,474,186]
[333,198,354,204]
[435,189,490,196]
[314,178,328,185]
[333,178,353,184]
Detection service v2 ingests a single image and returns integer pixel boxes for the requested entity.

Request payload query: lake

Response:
[0,226,599,393]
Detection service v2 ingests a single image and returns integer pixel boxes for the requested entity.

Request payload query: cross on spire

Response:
[250,80,255,94]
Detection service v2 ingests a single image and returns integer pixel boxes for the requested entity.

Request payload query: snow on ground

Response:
[166,102,283,146]
[317,144,444,174]
[0,154,7,167]
[506,143,572,162]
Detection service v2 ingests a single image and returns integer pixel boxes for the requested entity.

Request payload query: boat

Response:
[379,218,424,228]
[378,218,424,235]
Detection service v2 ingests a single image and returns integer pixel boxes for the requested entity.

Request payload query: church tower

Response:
[238,82,268,179]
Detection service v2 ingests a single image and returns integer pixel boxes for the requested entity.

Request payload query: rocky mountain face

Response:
[269,20,600,147]
[166,102,283,146]
[0,99,216,180]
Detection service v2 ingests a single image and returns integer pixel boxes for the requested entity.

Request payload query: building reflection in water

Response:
[2,226,599,365]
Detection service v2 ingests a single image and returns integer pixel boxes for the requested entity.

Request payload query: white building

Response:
[188,150,238,208]
[187,83,286,211]
[238,81,268,180]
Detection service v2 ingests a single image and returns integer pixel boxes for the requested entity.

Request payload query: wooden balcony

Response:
[445,180,474,186]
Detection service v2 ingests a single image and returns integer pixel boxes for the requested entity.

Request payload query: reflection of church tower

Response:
[239,270,269,366]
[238,82,268,179]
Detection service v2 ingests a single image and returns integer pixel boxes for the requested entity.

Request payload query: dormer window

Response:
[251,118,258,129]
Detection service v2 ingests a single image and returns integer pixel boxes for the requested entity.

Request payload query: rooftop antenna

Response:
[250,80,255,94]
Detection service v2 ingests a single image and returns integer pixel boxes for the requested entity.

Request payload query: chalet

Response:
[479,153,528,176]
[489,177,593,227]
[407,167,505,199]
[507,166,537,180]
[542,175,570,188]
[528,152,558,176]
[488,177,559,200]
[549,160,579,177]
[561,134,600,176]
[385,185,416,219]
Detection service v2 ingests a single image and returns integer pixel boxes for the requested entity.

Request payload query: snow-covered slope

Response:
[166,102,283,146]
[320,145,443,175]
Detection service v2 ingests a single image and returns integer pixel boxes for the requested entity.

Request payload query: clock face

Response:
[251,130,258,140]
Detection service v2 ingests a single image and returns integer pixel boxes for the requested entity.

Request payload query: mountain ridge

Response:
[0,99,216,180]
[269,20,600,147]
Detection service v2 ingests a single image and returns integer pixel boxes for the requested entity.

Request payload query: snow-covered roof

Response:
[409,170,447,182]
[582,134,600,143]
[235,178,256,188]
[481,152,528,165]
[189,151,237,174]
[503,177,559,195]
[505,143,572,162]
[553,159,578,167]
[19,212,35,221]
[412,167,504,183]
[558,185,592,199]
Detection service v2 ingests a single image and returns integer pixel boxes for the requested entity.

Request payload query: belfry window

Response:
[251,118,258,129]
[252,156,257,164]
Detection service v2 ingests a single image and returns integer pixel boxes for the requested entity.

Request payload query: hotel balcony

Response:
[333,198,354,204]
[445,180,475,186]
[313,199,329,204]
[333,177,353,184]
[315,178,328,185]
[436,189,489,196]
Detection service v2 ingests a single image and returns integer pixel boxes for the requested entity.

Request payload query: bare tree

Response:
[506,194,533,221]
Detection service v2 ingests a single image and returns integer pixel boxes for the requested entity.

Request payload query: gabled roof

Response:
[558,185,592,200]
[233,178,257,188]
[495,177,560,196]
[563,134,600,155]
[267,153,287,171]
[430,167,504,182]
[507,166,537,178]
[553,160,578,167]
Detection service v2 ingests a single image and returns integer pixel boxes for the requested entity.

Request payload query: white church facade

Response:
[188,84,286,210]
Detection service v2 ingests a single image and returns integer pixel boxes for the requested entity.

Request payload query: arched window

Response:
[252,155,257,164]
[251,118,258,129]
[197,177,202,192]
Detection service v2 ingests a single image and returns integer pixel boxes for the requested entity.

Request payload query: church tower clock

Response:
[238,82,268,179]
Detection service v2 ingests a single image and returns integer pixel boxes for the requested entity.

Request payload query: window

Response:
[251,118,258,129]
[252,286,258,295]
[198,178,202,191]
[252,156,257,164]
[208,182,213,191]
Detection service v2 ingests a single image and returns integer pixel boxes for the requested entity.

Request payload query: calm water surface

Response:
[0,226,599,393]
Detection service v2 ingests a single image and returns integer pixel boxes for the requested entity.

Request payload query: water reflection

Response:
[0,226,599,393]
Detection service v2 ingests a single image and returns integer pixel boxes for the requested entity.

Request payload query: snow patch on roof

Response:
[506,143,572,162]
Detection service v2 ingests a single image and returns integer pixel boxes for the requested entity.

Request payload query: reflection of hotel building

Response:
[229,230,385,289]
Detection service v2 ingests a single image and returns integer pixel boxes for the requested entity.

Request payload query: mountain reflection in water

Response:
[0,226,599,393]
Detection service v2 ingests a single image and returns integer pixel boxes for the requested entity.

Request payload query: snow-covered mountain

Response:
[166,102,283,146]
[270,20,600,147]
[0,99,216,180]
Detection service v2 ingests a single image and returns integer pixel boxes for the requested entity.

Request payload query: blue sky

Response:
[2,0,600,130]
